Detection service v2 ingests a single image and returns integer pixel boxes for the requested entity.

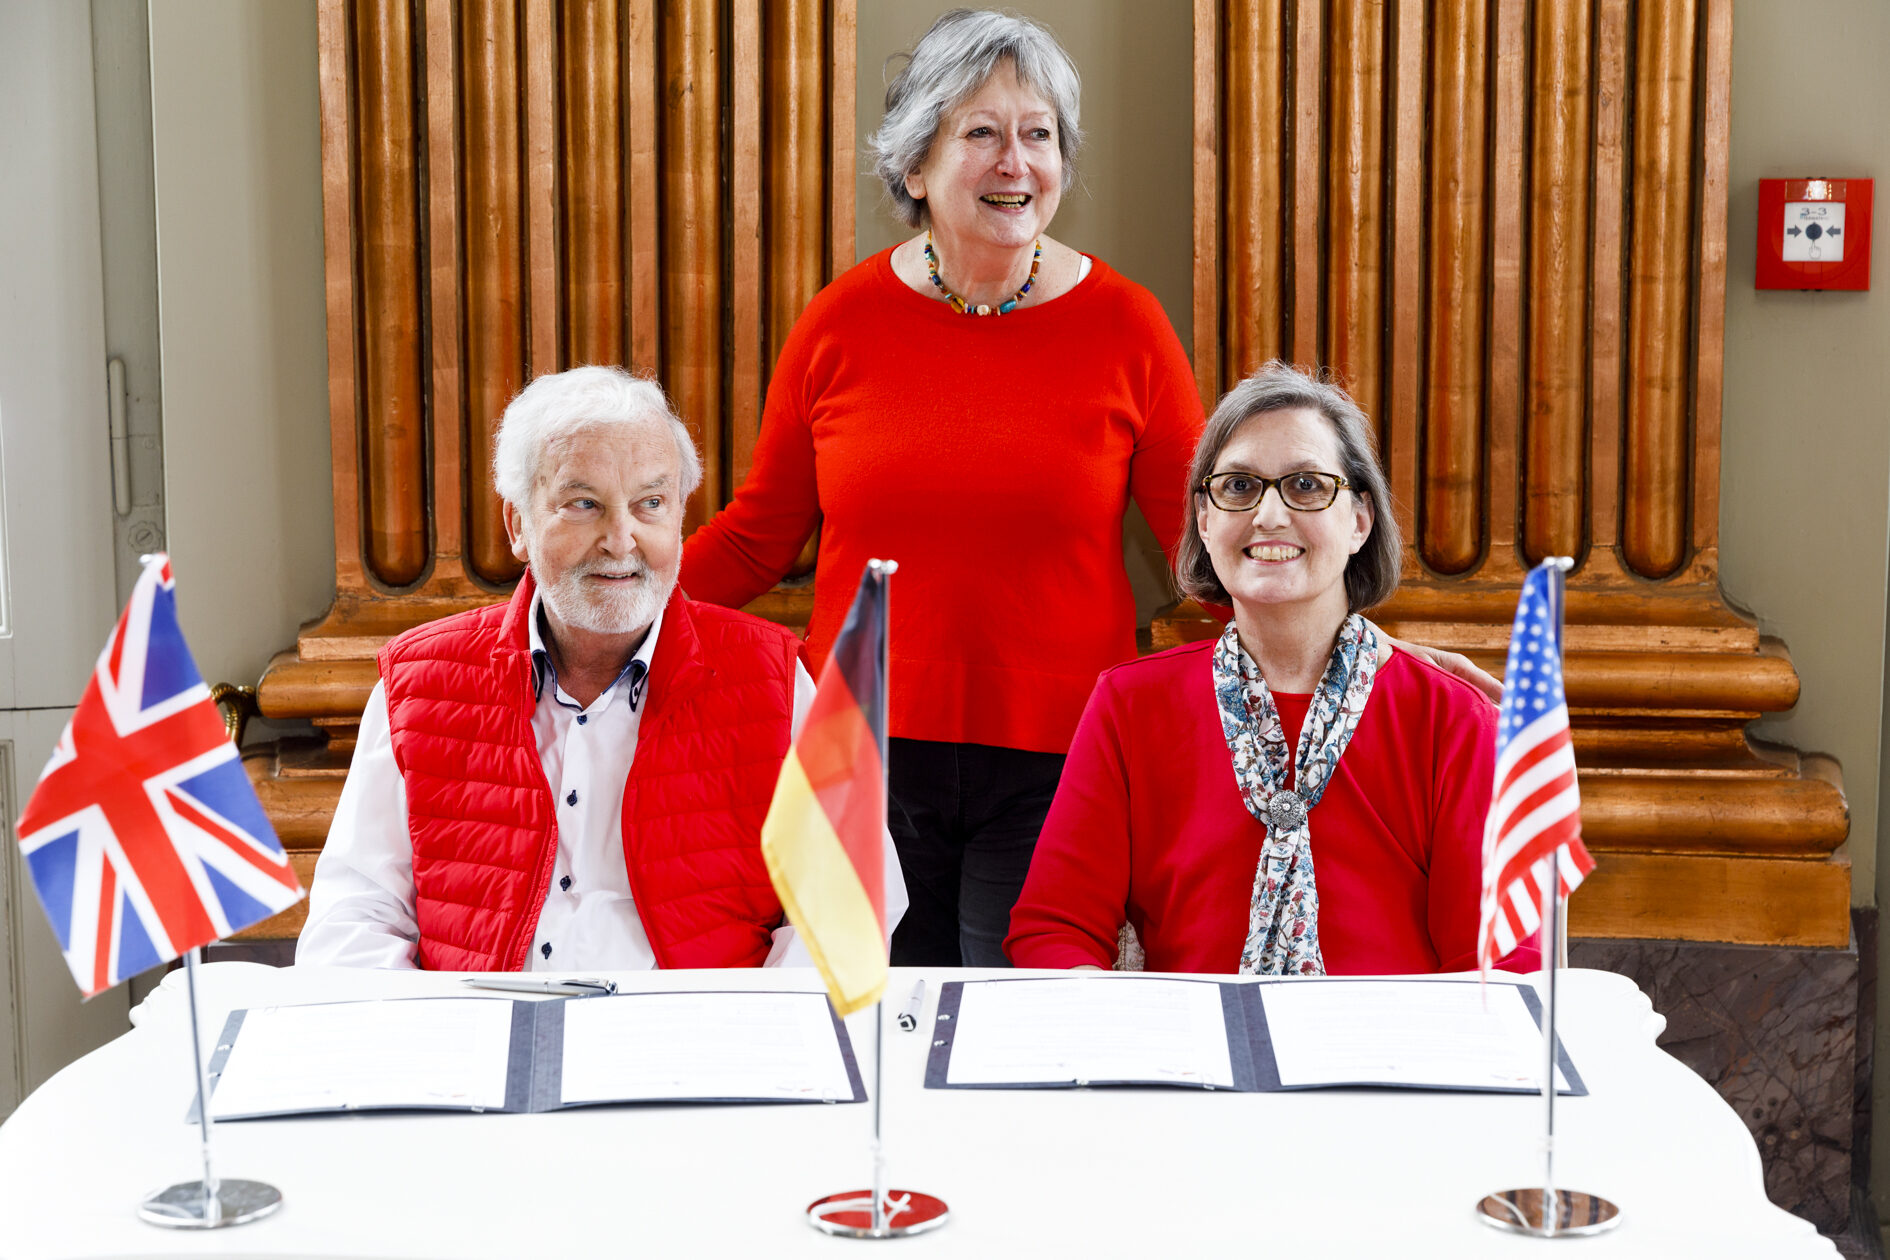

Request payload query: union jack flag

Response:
[1477,559,1595,973]
[15,556,302,996]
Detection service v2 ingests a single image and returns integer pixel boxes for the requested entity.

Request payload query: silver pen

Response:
[459,976,617,997]
[897,979,927,1031]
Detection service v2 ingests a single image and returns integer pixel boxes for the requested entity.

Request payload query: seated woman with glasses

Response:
[1006,362,1540,976]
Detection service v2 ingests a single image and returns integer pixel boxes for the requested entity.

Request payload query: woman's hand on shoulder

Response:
[1382,635,1503,704]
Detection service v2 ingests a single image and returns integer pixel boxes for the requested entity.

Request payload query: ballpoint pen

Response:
[897,979,927,1031]
[459,976,617,997]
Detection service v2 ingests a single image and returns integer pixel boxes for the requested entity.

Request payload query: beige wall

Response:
[1720,0,1890,906]
[1716,0,1890,1226]
[148,0,334,691]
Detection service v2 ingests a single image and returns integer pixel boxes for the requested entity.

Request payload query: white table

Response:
[0,963,1835,1258]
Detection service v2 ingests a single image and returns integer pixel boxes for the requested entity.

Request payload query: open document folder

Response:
[925,977,1584,1095]
[196,990,865,1121]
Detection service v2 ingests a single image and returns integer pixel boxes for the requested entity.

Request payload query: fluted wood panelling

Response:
[1218,0,1285,381]
[560,0,625,369]
[1323,0,1385,432]
[1523,0,1592,564]
[1421,0,1487,575]
[661,2,722,531]
[315,0,853,600]
[1199,0,1728,587]
[352,0,429,588]
[1624,0,1698,579]
[459,0,527,584]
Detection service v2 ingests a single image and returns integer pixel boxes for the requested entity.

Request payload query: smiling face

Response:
[904,59,1062,254]
[1196,407,1374,625]
[503,419,683,644]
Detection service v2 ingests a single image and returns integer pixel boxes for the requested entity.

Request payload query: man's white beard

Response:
[534,553,677,637]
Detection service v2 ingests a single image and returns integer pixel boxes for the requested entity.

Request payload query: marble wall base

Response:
[1572,912,1874,1238]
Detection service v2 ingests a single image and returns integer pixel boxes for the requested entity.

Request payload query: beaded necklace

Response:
[924,231,1042,315]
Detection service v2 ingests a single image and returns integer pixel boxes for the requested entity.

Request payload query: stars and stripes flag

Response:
[15,555,302,997]
[1477,559,1595,974]
[760,560,892,1017]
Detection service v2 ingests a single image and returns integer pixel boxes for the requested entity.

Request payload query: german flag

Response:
[760,560,892,1016]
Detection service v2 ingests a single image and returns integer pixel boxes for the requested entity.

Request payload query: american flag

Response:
[15,556,302,996]
[1477,560,1595,973]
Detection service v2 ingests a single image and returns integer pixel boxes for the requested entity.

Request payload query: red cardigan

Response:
[1005,641,1542,975]
[680,248,1203,754]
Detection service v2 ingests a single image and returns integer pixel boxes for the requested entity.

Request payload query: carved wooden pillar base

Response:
[1571,913,1875,1237]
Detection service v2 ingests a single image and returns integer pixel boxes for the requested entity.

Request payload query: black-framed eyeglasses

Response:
[1197,470,1351,513]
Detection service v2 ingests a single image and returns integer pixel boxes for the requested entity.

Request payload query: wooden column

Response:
[459,0,527,585]
[1323,0,1385,431]
[249,0,859,942]
[561,0,626,369]
[352,0,428,589]
[1185,0,1851,950]
[1523,0,1591,565]
[1624,0,1698,579]
[1215,0,1286,392]
[1420,0,1487,576]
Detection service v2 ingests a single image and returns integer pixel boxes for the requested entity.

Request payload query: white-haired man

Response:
[300,366,903,970]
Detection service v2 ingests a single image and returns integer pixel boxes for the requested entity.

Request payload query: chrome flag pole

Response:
[791,560,948,1239]
[135,948,282,1228]
[1476,557,1619,1238]
[8,555,301,1230]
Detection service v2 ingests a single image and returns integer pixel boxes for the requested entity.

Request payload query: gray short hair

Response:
[870,9,1083,229]
[491,365,702,509]
[1176,362,1403,614]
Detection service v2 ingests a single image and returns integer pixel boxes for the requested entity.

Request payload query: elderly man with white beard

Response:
[299,366,904,971]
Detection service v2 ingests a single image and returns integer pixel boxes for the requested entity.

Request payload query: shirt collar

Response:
[528,590,661,712]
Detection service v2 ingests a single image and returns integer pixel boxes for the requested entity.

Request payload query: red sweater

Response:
[681,249,1203,753]
[1005,641,1542,976]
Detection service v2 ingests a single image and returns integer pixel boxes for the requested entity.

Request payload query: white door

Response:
[0,1,133,1116]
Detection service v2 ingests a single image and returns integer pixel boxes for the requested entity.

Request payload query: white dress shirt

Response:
[298,594,906,970]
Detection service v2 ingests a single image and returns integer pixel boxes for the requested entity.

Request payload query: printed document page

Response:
[210,998,514,1118]
[1260,980,1569,1090]
[559,991,855,1104]
[945,978,1236,1087]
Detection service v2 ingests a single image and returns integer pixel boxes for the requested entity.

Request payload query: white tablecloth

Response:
[0,963,1835,1258]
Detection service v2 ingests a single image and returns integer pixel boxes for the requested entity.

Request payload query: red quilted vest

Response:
[378,575,801,971]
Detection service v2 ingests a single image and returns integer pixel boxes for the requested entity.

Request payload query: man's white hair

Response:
[491,365,703,508]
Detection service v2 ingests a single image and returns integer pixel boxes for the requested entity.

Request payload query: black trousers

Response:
[887,738,1067,968]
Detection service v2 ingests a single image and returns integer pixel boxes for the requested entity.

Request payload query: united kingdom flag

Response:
[15,555,302,996]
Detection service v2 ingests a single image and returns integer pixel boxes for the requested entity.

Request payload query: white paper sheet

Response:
[559,991,855,1104]
[944,978,1236,1088]
[209,998,514,1118]
[1259,980,1570,1091]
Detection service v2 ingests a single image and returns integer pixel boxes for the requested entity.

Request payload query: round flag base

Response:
[1476,1187,1620,1238]
[138,1179,283,1229]
[806,1189,949,1239]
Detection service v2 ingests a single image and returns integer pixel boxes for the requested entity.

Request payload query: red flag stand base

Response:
[806,1190,950,1239]
[1476,1188,1621,1238]
[138,1179,283,1229]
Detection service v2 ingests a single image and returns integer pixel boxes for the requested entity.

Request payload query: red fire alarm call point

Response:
[1756,178,1872,291]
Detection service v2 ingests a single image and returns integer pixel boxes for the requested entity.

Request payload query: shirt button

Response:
[541,942,553,959]
[577,714,587,725]
[560,876,572,892]
[566,790,578,806]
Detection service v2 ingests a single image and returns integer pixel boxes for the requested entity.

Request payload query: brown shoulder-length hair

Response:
[1175,361,1402,614]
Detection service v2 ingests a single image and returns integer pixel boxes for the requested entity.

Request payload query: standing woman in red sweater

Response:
[680,10,1203,966]
[1006,364,1541,976]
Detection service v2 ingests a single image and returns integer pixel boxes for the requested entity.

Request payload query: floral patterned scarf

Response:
[1212,614,1381,976]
